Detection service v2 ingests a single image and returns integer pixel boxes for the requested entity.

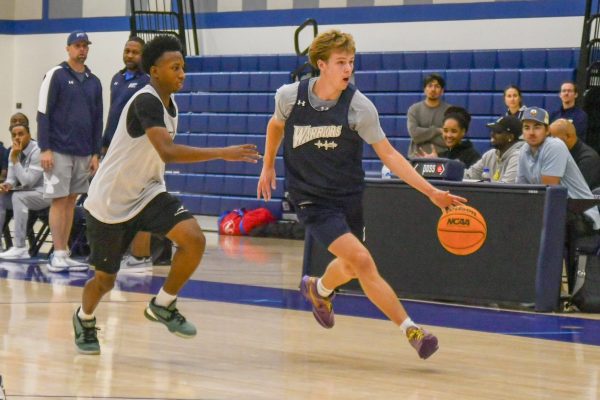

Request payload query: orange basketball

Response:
[437,205,487,256]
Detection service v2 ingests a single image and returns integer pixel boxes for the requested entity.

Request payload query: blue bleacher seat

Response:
[269,72,290,91]
[467,93,494,115]
[211,74,230,92]
[397,71,422,91]
[230,73,250,92]
[381,52,404,70]
[404,52,427,70]
[191,73,211,91]
[493,69,520,91]
[165,173,186,193]
[522,49,547,68]
[228,114,248,133]
[250,73,270,91]
[449,51,473,69]
[426,52,449,70]
[247,94,270,113]
[375,71,398,92]
[175,94,190,112]
[178,114,190,133]
[444,93,468,109]
[445,70,470,91]
[358,53,382,70]
[469,70,495,91]
[544,95,562,113]
[278,55,303,71]
[190,94,209,112]
[473,50,497,69]
[547,49,575,68]
[228,94,249,113]
[470,116,496,138]
[397,93,421,114]
[369,94,397,115]
[545,68,575,91]
[239,56,259,71]
[202,57,221,72]
[520,69,546,91]
[221,56,240,72]
[184,57,202,72]
[526,93,546,109]
[354,71,376,92]
[496,50,522,69]
[492,93,507,115]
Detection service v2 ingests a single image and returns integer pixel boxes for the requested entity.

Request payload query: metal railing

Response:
[129,0,198,57]
[291,19,319,82]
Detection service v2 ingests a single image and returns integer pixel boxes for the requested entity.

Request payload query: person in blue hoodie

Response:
[37,30,103,272]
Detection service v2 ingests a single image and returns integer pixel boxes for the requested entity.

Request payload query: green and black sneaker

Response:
[144,297,197,338]
[72,308,100,355]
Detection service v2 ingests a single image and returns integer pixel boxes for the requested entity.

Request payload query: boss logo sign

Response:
[422,164,436,174]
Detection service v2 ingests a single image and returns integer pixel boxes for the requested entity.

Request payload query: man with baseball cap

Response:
[37,30,102,272]
[517,106,600,293]
[464,115,524,183]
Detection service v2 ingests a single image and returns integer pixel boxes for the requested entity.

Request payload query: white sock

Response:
[399,317,417,333]
[154,287,177,307]
[54,250,68,258]
[316,278,333,298]
[78,306,94,321]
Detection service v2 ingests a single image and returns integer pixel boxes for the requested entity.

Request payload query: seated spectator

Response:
[0,123,51,259]
[550,81,588,142]
[550,118,600,190]
[418,106,481,168]
[464,115,524,182]
[503,84,525,119]
[407,73,451,158]
[516,106,600,293]
[0,113,25,182]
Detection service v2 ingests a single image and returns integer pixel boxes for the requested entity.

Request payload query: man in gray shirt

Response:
[517,106,600,293]
[407,73,451,158]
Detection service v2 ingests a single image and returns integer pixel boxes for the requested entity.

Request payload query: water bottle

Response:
[381,165,392,179]
[481,167,491,182]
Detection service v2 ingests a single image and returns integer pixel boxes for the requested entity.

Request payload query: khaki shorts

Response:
[43,152,91,199]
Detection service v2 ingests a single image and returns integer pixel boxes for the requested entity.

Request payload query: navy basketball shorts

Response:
[85,192,194,274]
[295,194,364,249]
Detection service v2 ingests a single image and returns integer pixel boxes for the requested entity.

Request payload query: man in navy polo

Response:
[37,30,103,272]
[103,36,153,272]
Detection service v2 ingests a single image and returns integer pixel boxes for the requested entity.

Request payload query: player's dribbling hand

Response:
[222,144,261,162]
[257,167,276,201]
[429,189,467,211]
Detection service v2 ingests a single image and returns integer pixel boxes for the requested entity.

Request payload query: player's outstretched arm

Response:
[372,138,467,210]
[146,126,260,163]
[257,117,285,201]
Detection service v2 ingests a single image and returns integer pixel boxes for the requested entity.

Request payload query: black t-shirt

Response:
[126,93,176,138]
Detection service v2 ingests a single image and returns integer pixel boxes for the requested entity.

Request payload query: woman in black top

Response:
[418,106,481,168]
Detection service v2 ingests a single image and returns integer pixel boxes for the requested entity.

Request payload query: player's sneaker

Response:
[144,297,196,338]
[48,253,88,272]
[0,246,30,259]
[300,275,335,328]
[407,327,439,359]
[120,255,153,273]
[72,308,100,355]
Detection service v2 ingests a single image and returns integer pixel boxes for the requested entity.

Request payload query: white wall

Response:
[1,31,130,145]
[0,14,585,145]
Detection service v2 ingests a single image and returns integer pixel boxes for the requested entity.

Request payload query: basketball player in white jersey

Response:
[73,35,260,355]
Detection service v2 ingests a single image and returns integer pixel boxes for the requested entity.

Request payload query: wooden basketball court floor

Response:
[0,227,599,399]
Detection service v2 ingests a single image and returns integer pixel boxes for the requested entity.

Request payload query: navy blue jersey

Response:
[283,79,364,203]
[102,69,150,149]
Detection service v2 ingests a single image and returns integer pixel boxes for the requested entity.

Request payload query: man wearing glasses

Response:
[550,81,588,143]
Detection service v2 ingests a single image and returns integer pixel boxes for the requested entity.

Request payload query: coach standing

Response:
[37,30,103,272]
